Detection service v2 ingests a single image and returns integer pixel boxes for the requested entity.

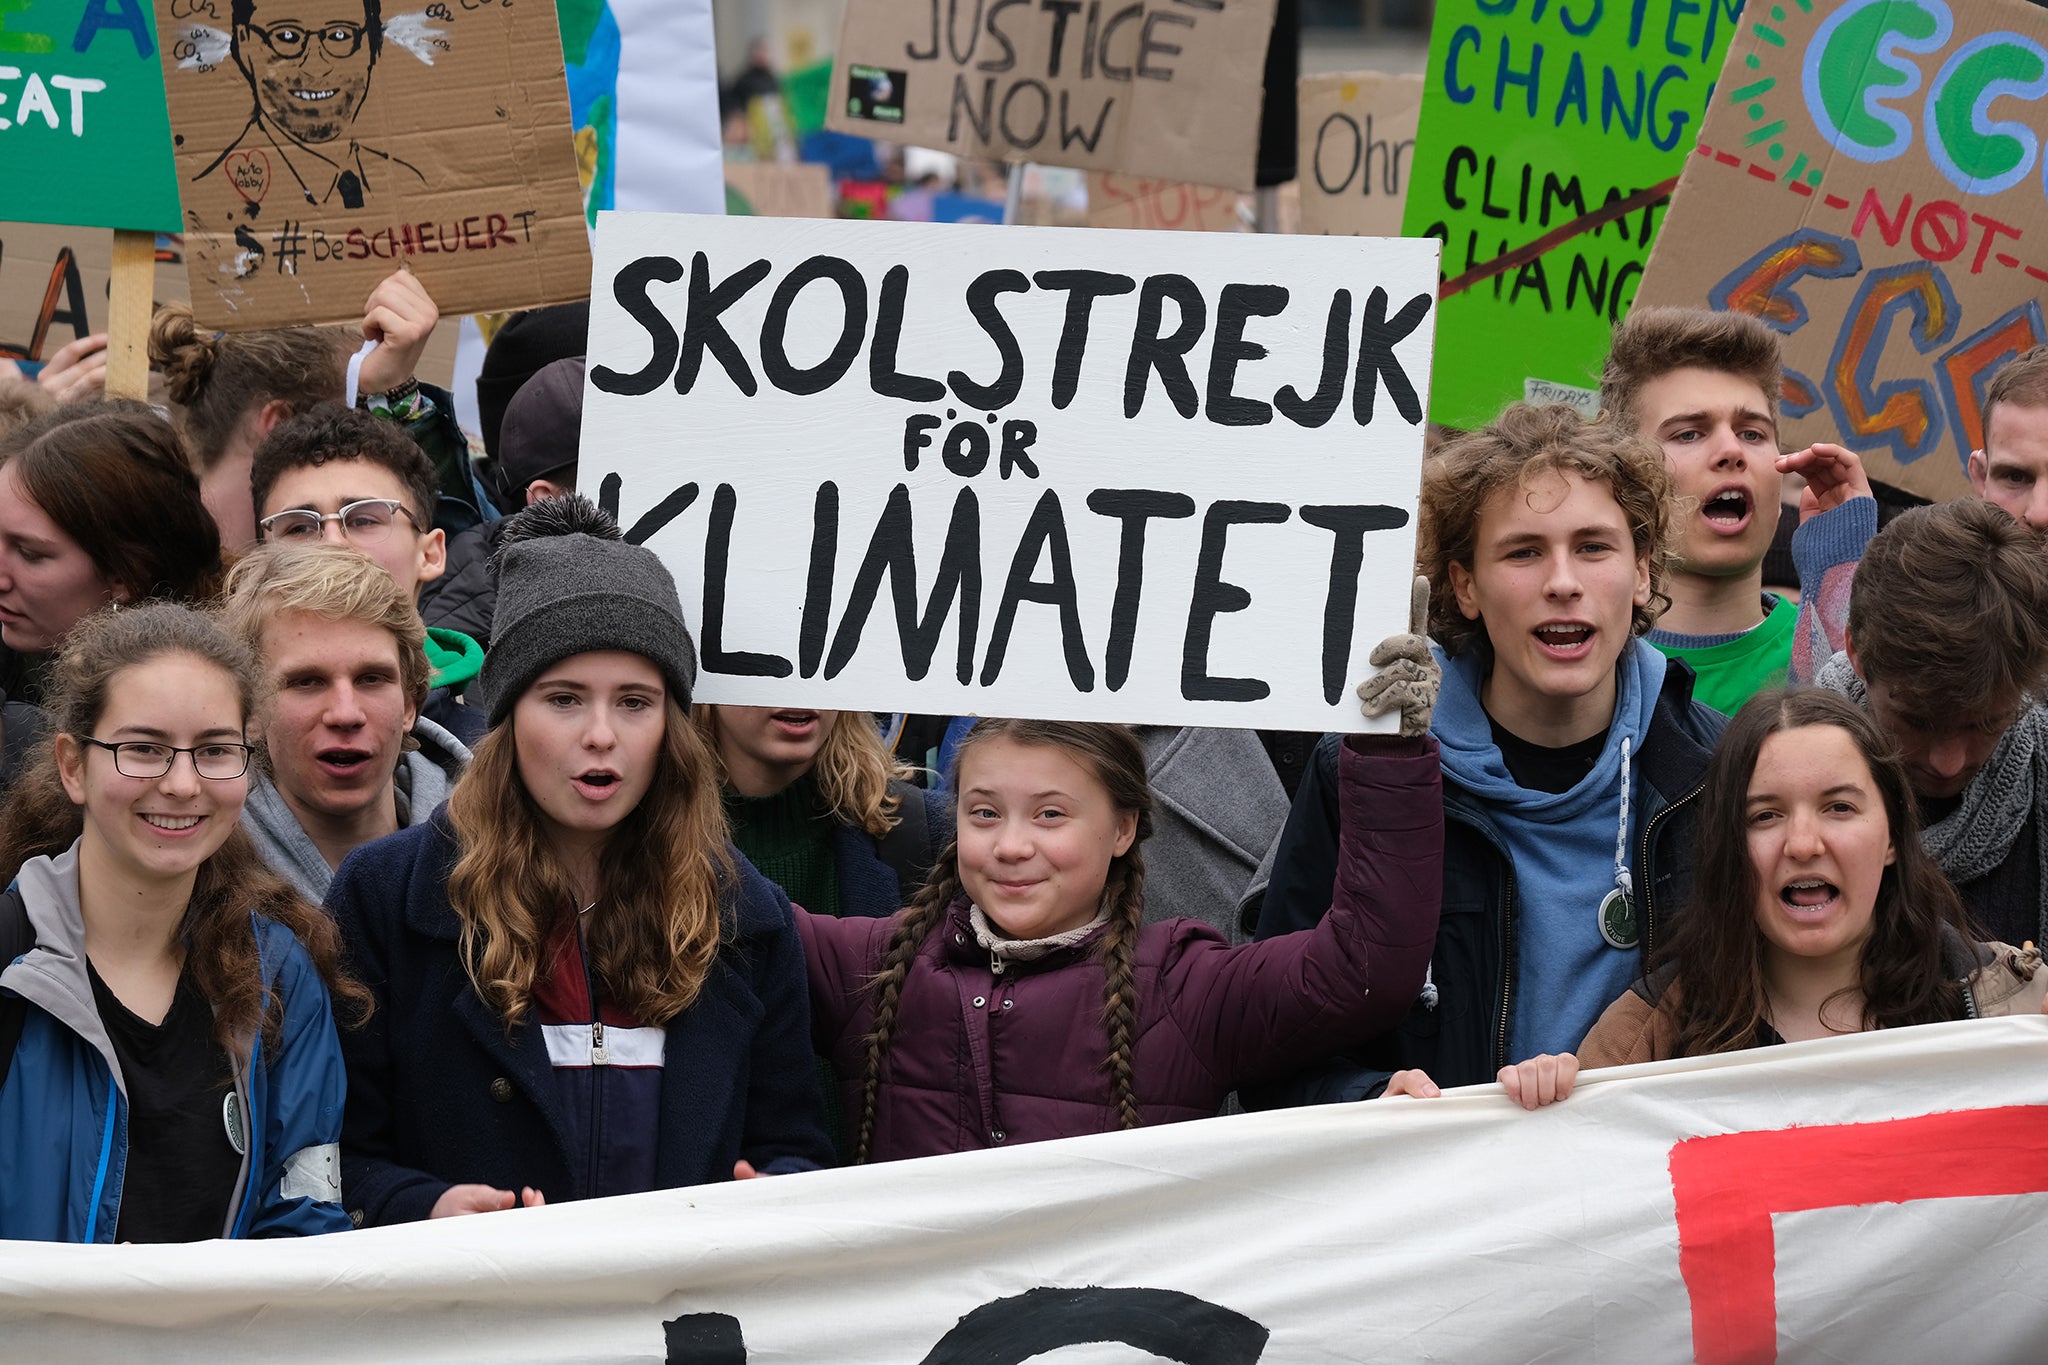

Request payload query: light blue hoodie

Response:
[1432,638,1668,1061]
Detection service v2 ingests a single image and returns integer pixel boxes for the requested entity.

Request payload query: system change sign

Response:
[581,212,1439,731]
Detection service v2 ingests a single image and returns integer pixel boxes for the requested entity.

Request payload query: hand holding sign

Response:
[1355,575,1437,738]
[358,269,440,398]
[1777,442,1873,525]
[35,333,109,403]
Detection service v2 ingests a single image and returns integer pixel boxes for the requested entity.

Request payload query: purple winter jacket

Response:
[797,734,1443,1162]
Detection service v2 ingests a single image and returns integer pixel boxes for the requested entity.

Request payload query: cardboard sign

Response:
[1401,0,1740,428]
[823,0,1279,192]
[724,162,835,219]
[154,0,592,330]
[4,1019,2045,1362]
[1085,173,1245,232]
[1632,0,2048,504]
[0,0,182,231]
[1297,73,1421,239]
[581,212,1437,729]
[0,222,184,362]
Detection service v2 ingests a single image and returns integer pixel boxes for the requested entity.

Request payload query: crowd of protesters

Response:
[0,271,2042,1244]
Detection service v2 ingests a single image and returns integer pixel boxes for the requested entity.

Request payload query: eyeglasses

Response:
[258,498,422,546]
[243,21,368,61]
[77,737,254,781]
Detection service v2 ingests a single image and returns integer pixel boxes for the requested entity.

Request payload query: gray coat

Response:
[1132,726,1290,947]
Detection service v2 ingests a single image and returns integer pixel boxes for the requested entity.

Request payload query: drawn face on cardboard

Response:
[235,1,379,146]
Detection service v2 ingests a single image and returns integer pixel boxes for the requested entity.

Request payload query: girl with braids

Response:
[1420,689,2048,1111]
[0,603,366,1242]
[800,634,1446,1163]
[325,498,831,1225]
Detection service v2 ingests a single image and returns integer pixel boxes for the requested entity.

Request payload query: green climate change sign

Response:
[0,0,180,231]
[1402,0,1743,427]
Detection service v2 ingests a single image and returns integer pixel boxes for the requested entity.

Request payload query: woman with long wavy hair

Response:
[0,603,365,1242]
[1435,689,2047,1111]
[325,498,831,1225]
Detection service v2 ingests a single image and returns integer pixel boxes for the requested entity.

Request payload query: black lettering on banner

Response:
[1087,489,1196,691]
[663,1287,1269,1364]
[663,1312,746,1365]
[919,1286,1270,1363]
[1123,274,1206,419]
[825,485,984,684]
[945,418,993,476]
[702,484,794,677]
[999,420,1040,478]
[1057,91,1115,152]
[1273,289,1351,428]
[904,413,944,469]
[1182,500,1289,702]
[1352,287,1430,426]
[591,256,684,396]
[1097,1,1141,80]
[760,255,867,396]
[982,490,1093,690]
[1204,283,1288,427]
[798,482,840,677]
[1032,269,1136,410]
[601,478,701,547]
[948,270,1030,408]
[1300,504,1412,705]
[678,252,773,397]
[871,265,947,402]
[1000,79,1052,149]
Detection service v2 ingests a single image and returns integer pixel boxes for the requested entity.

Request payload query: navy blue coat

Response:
[829,781,954,919]
[326,815,833,1225]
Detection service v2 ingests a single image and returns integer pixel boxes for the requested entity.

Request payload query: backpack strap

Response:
[0,885,32,1095]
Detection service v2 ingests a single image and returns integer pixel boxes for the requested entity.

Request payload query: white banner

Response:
[580,211,1439,730]
[4,1018,2045,1362]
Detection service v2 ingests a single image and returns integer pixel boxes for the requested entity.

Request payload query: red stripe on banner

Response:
[1668,1105,2048,1365]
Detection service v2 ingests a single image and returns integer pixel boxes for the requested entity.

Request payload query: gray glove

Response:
[1355,576,1440,739]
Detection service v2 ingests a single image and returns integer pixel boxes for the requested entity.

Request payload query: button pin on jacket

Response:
[489,1077,514,1103]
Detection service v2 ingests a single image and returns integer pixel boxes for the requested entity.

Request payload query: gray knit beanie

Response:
[474,495,697,725]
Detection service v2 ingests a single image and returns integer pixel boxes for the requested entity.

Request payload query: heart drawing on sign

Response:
[226,150,270,205]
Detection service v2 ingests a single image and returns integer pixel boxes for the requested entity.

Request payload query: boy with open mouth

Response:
[1247,403,1729,1100]
[1598,307,1876,716]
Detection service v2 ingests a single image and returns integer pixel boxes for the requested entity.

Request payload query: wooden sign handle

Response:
[104,229,156,402]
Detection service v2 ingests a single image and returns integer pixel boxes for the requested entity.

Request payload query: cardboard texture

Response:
[1085,173,1245,231]
[1401,0,1739,427]
[0,222,186,362]
[0,1,183,231]
[823,0,1279,191]
[1297,73,1420,238]
[153,0,592,331]
[1633,0,2048,504]
[724,162,836,218]
[581,210,1438,730]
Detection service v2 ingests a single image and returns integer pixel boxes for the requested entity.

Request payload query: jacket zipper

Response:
[580,927,606,1201]
[1493,863,1517,1072]
[1636,782,1704,964]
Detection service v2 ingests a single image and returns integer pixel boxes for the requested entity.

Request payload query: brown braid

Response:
[853,719,1157,1162]
[852,848,962,1164]
[1095,838,1148,1132]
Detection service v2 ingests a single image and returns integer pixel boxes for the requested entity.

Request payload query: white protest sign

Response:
[4,1018,2045,1361]
[580,211,1439,730]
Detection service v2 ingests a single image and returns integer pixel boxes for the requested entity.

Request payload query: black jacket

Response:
[327,815,834,1225]
[829,779,954,918]
[1245,661,1725,1099]
[419,518,510,647]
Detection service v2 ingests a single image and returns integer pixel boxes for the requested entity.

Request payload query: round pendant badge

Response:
[222,1091,247,1156]
[1598,887,1639,950]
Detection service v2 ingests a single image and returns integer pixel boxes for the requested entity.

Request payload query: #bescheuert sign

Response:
[580,212,1438,731]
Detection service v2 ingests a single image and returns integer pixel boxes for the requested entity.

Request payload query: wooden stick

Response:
[105,228,156,401]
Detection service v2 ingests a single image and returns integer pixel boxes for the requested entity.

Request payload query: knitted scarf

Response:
[1817,650,2048,945]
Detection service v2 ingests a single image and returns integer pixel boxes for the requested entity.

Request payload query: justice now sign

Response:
[579,211,1440,731]
[2,1017,2044,1361]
